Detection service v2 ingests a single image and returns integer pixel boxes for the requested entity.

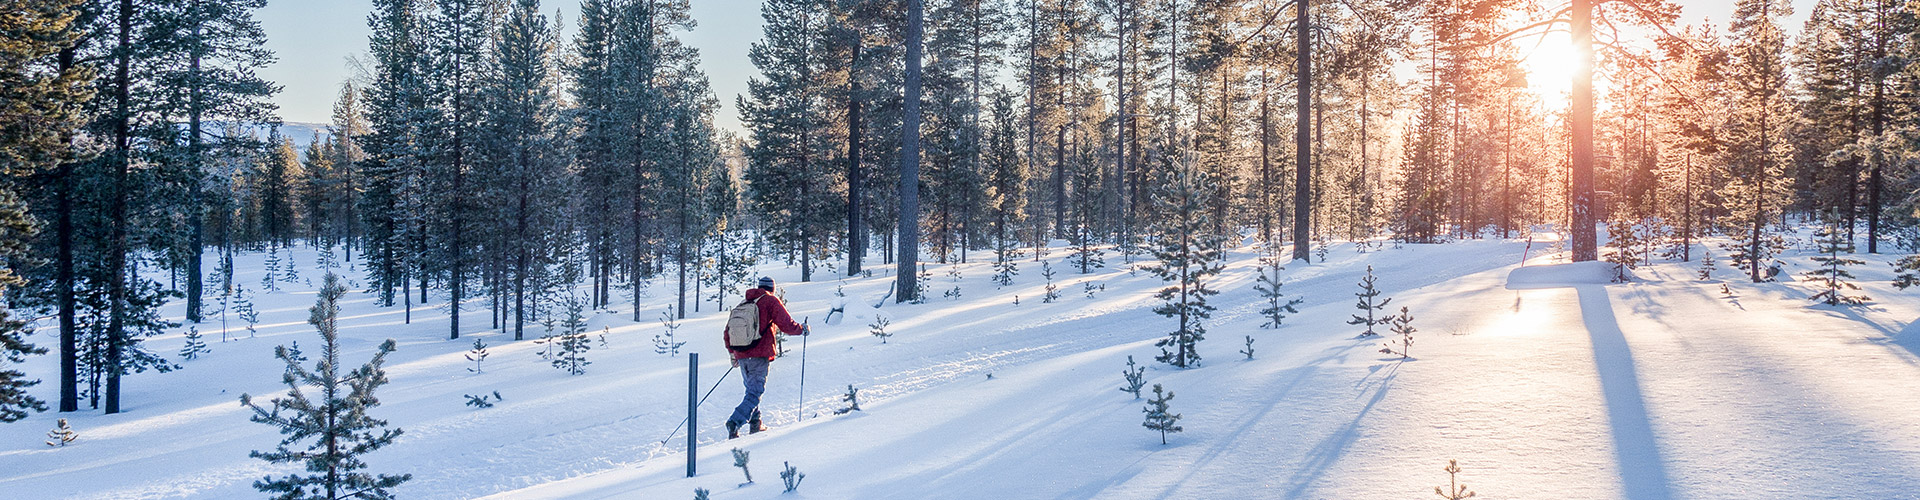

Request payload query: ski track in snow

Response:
[4,233,1920,499]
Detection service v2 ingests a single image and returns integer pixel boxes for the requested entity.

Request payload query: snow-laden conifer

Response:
[1802,216,1869,306]
[732,447,752,484]
[781,461,805,492]
[1146,155,1223,369]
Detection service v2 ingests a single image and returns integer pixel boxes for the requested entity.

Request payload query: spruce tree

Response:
[241,273,409,499]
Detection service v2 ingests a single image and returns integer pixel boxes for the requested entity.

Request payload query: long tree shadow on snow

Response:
[1576,285,1676,500]
[1280,358,1399,499]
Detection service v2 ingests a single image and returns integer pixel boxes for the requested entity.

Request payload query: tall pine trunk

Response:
[105,0,134,415]
[897,0,924,303]
[1292,0,1310,261]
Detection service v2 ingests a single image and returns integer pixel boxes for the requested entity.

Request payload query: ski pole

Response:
[661,364,735,445]
[799,317,809,421]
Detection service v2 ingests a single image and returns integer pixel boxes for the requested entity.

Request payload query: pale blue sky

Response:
[258,0,765,130]
[257,0,1807,134]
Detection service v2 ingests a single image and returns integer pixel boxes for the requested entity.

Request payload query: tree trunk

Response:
[898,0,924,303]
[1292,0,1311,261]
[847,38,864,276]
[1569,0,1598,261]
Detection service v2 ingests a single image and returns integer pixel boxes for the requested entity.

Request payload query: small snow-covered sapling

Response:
[1120,355,1146,399]
[944,285,962,300]
[45,418,76,447]
[781,461,805,492]
[1434,459,1475,499]
[1697,250,1717,281]
[1142,384,1182,445]
[694,487,710,500]
[834,384,861,414]
[464,391,503,409]
[1041,262,1061,303]
[1240,335,1255,360]
[732,448,753,484]
[466,338,490,373]
[1380,306,1416,360]
[869,315,892,344]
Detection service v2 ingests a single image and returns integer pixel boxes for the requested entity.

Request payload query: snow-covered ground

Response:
[3,231,1918,499]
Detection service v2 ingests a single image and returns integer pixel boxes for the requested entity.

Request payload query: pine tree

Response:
[464,337,488,373]
[869,314,892,343]
[45,418,77,446]
[1698,250,1718,281]
[152,0,279,325]
[1721,0,1795,283]
[834,384,861,414]
[1347,265,1391,336]
[1255,253,1303,329]
[463,391,501,409]
[549,294,590,375]
[7,0,89,415]
[1434,459,1476,499]
[1894,255,1920,290]
[1802,214,1870,305]
[241,273,409,499]
[179,327,208,361]
[1146,155,1223,369]
[1141,383,1181,445]
[1119,355,1145,398]
[781,461,806,492]
[743,0,842,285]
[732,447,753,483]
[480,0,566,341]
[1380,306,1416,359]
[359,0,429,309]
[654,308,687,356]
[1040,261,1061,302]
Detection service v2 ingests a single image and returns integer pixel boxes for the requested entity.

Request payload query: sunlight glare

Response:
[1516,31,1574,106]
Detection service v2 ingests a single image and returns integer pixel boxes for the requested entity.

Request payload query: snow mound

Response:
[1505,261,1628,289]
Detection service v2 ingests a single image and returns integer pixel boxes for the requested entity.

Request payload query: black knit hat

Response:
[758,276,775,289]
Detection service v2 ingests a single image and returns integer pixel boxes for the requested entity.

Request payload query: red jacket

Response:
[728,287,802,361]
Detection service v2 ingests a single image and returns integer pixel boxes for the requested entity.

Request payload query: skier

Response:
[723,276,808,438]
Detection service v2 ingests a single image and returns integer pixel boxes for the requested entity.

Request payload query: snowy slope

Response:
[3,232,1919,499]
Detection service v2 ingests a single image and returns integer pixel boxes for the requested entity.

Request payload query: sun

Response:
[1515,30,1575,105]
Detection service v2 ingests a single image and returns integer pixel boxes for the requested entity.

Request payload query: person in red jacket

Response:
[725,276,807,438]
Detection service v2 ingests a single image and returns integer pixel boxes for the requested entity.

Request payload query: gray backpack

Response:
[724,297,762,349]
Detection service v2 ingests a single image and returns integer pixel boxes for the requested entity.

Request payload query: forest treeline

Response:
[0,0,1916,420]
